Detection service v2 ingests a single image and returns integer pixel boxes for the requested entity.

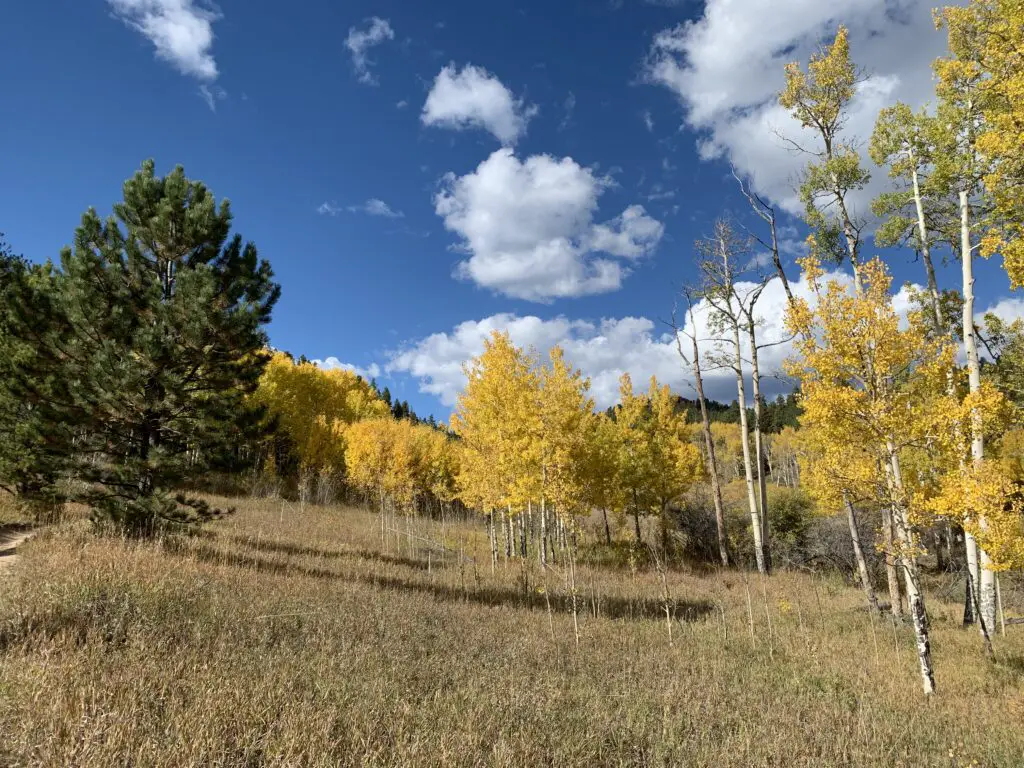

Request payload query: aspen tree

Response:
[787,255,955,695]
[697,221,771,573]
[614,373,654,545]
[939,1,1024,288]
[932,18,1002,632]
[450,332,539,566]
[583,413,624,546]
[253,352,390,487]
[674,291,729,566]
[779,25,870,291]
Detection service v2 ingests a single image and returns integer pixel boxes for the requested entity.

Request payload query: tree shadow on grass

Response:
[166,538,715,624]
[217,533,444,572]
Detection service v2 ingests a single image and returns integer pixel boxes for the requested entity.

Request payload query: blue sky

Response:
[1,0,1017,418]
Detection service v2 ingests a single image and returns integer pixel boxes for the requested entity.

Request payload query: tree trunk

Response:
[882,505,903,620]
[505,507,512,560]
[845,497,878,613]
[633,506,643,545]
[887,448,936,695]
[731,322,766,574]
[934,526,947,572]
[911,158,944,337]
[687,309,729,566]
[602,508,612,546]
[519,511,527,558]
[961,189,997,632]
[539,496,548,568]
[488,510,498,573]
[747,315,772,574]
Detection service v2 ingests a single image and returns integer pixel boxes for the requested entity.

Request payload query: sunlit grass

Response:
[0,497,1021,766]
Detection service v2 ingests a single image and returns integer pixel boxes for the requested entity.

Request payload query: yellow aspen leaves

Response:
[252,352,389,476]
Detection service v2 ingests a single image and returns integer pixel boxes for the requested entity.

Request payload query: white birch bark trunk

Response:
[747,315,772,574]
[845,496,879,612]
[691,328,729,567]
[961,189,997,632]
[731,321,766,574]
[882,505,903,620]
[539,496,547,568]
[886,446,936,695]
[911,158,944,335]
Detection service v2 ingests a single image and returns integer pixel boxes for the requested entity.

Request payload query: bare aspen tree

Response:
[673,290,730,567]
[696,220,770,574]
[736,170,881,605]
[739,282,773,571]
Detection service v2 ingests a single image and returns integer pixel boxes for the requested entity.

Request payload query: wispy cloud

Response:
[559,92,576,131]
[317,202,343,216]
[107,0,221,81]
[345,17,394,85]
[348,199,404,218]
[198,83,226,112]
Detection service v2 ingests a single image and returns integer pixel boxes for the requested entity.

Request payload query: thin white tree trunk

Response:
[882,505,903,620]
[961,189,997,632]
[683,311,729,566]
[747,316,771,574]
[911,160,944,334]
[488,510,497,573]
[845,496,878,613]
[539,495,548,568]
[731,322,766,574]
[887,446,936,696]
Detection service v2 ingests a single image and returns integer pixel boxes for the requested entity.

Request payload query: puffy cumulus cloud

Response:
[435,149,663,301]
[345,17,394,85]
[979,297,1024,325]
[644,0,959,215]
[422,64,537,146]
[108,0,220,81]
[314,358,382,381]
[387,270,859,409]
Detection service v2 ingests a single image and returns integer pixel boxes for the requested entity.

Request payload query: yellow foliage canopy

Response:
[252,352,389,474]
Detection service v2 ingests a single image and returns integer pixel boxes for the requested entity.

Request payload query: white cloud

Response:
[317,201,343,216]
[348,198,404,218]
[978,298,1024,326]
[644,0,959,216]
[587,205,665,258]
[315,358,382,381]
[560,92,576,131]
[434,148,663,301]
[345,17,394,85]
[642,110,655,132]
[108,0,220,80]
[198,83,226,112]
[388,270,856,408]
[422,64,537,146]
[396,100,409,109]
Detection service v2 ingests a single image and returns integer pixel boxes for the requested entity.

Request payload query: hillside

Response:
[1,499,1021,767]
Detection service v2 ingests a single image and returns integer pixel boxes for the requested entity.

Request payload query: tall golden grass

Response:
[0,497,1021,766]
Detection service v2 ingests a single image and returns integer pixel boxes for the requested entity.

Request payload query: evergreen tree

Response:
[7,162,280,532]
[0,237,68,518]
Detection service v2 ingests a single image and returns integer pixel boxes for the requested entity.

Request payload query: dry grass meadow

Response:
[1,497,1023,767]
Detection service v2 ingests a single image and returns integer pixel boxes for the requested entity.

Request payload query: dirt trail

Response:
[0,527,33,576]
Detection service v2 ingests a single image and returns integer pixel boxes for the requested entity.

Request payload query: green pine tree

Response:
[0,236,68,520]
[7,162,280,533]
